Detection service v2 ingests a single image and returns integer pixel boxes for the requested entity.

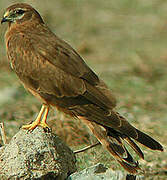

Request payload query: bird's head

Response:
[1,3,44,25]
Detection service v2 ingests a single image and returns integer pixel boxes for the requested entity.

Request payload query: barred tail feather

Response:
[134,128,163,151]
[124,137,144,159]
[80,117,142,174]
[76,106,163,173]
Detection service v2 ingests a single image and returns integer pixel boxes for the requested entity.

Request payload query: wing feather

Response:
[6,29,116,109]
[5,19,163,174]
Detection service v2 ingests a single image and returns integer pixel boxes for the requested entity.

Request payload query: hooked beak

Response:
[1,10,11,24]
[1,17,8,24]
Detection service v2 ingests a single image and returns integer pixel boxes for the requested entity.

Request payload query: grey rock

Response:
[0,127,76,180]
[67,163,144,180]
[67,163,124,180]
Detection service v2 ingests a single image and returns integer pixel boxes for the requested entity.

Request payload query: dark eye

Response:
[15,9,25,15]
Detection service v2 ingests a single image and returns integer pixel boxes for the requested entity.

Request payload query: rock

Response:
[67,163,144,180]
[0,127,76,180]
[67,163,123,180]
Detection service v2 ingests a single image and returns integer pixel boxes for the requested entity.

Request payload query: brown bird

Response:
[1,3,163,173]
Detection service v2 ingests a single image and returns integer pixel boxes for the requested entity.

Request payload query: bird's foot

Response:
[39,121,51,132]
[21,121,40,131]
[21,121,51,132]
[21,105,50,131]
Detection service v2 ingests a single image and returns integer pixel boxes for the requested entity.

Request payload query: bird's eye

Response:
[15,9,25,15]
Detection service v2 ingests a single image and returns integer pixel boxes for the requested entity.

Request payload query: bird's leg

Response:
[22,105,48,131]
[38,106,50,129]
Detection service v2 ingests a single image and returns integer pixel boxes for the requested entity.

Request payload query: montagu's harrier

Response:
[1,3,163,173]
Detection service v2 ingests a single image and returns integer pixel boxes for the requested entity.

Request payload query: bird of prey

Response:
[1,3,163,173]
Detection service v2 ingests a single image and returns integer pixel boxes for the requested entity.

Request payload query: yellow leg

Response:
[39,106,50,129]
[22,105,50,131]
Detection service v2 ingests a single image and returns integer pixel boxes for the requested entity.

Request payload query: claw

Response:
[21,105,50,131]
[22,121,40,131]
[43,126,52,133]
[39,121,51,132]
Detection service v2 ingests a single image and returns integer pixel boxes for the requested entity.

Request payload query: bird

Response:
[1,3,163,174]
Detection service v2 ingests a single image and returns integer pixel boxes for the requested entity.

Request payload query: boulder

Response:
[0,127,76,180]
[67,163,144,180]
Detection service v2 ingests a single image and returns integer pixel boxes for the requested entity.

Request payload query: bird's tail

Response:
[81,118,141,173]
[80,114,163,174]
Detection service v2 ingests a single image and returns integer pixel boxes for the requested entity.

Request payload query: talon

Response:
[21,105,50,131]
[39,122,50,130]
[21,122,39,131]
[43,126,52,133]
[20,121,34,130]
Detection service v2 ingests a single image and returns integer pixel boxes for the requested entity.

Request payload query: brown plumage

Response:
[1,3,163,173]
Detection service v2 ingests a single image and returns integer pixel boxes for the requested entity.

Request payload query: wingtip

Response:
[118,160,140,174]
[158,146,164,152]
[151,141,163,152]
[135,129,164,152]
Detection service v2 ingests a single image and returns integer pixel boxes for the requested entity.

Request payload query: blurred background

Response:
[0,0,167,178]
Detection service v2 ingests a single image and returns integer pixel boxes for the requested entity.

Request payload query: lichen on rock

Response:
[0,127,76,180]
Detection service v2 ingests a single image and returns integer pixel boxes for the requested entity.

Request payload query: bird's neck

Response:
[5,21,43,44]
